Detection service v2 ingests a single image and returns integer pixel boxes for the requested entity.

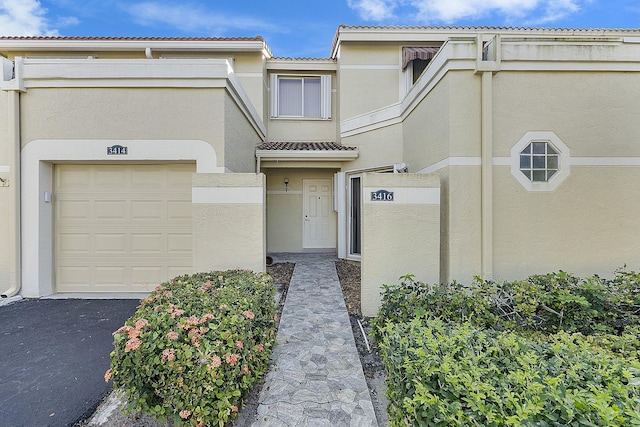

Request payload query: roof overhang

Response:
[256,149,358,162]
[0,37,272,58]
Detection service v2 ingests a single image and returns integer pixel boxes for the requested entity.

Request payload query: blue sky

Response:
[0,0,639,58]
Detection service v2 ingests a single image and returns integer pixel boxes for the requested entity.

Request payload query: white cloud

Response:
[125,2,279,34]
[0,0,58,35]
[347,0,399,20]
[348,0,587,25]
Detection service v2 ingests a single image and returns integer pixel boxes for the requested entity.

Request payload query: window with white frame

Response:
[270,74,331,119]
[510,131,570,192]
[519,141,559,182]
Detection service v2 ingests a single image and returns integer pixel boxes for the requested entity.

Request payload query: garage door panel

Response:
[55,163,194,293]
[94,233,128,254]
[168,201,193,220]
[131,233,164,253]
[56,200,91,220]
[167,167,194,188]
[94,267,128,285]
[131,200,164,220]
[94,200,128,220]
[57,168,91,189]
[168,233,192,253]
[131,167,166,189]
[58,233,91,254]
[131,267,164,287]
[57,267,92,286]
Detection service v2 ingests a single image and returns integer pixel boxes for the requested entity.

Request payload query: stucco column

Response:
[1,90,21,297]
[191,173,266,274]
[360,173,440,317]
[481,71,493,280]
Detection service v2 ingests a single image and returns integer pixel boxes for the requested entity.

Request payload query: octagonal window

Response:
[511,131,570,192]
[519,141,559,182]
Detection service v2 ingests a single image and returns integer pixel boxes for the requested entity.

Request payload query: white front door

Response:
[303,179,336,249]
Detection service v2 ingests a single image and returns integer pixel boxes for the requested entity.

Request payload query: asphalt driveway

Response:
[0,298,140,427]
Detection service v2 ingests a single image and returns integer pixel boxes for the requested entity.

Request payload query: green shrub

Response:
[105,270,277,427]
[374,269,640,337]
[379,318,640,426]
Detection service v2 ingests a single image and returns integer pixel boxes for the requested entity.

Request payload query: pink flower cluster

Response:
[199,280,213,292]
[125,337,141,351]
[187,327,210,348]
[243,310,255,320]
[104,368,113,382]
[113,317,149,352]
[225,353,239,366]
[162,348,175,362]
[180,316,201,328]
[179,409,191,419]
[166,304,186,319]
[209,354,222,369]
[166,330,179,340]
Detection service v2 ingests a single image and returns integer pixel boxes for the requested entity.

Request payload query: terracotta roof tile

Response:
[257,142,357,151]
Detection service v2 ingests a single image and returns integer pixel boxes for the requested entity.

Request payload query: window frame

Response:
[270,74,332,120]
[510,131,570,192]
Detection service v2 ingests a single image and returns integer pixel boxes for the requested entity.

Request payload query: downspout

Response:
[2,87,22,297]
[480,71,493,280]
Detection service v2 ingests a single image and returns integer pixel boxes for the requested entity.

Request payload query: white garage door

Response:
[54,163,195,293]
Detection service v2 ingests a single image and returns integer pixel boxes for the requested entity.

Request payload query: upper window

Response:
[270,74,331,119]
[511,131,570,192]
[410,59,430,84]
[402,47,439,89]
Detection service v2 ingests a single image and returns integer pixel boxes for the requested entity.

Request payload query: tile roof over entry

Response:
[256,142,359,163]
[257,142,357,151]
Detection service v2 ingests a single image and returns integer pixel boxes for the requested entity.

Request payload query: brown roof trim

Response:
[257,142,357,151]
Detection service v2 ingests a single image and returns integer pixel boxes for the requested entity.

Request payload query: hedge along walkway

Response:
[253,253,377,427]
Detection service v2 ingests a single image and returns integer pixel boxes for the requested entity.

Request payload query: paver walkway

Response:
[252,253,377,427]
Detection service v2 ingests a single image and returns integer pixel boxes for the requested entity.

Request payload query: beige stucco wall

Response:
[267,73,338,143]
[192,173,265,273]
[443,165,482,283]
[493,71,640,157]
[493,166,640,279]
[341,123,404,170]
[490,70,640,280]
[224,94,262,173]
[403,75,450,168]
[402,70,482,284]
[338,43,401,119]
[20,87,228,164]
[361,172,441,317]
[264,168,337,252]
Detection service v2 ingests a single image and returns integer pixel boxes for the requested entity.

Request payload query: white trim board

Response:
[418,156,640,174]
[192,187,263,204]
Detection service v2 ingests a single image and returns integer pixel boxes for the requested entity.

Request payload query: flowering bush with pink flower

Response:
[106,270,277,427]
